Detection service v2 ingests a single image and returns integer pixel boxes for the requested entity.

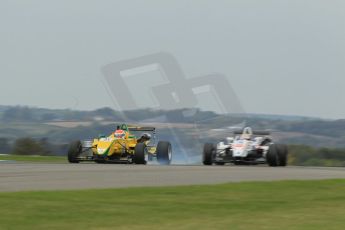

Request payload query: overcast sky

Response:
[1,0,344,119]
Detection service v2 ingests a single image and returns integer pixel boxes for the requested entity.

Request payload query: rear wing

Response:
[233,130,270,136]
[128,127,156,132]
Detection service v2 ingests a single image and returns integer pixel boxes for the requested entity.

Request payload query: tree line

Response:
[0,137,67,156]
[1,137,345,167]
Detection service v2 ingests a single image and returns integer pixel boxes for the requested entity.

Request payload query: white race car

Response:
[202,127,288,166]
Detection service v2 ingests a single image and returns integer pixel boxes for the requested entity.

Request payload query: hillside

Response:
[0,106,344,148]
[0,106,345,165]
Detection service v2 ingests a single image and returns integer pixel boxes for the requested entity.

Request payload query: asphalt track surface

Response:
[0,163,345,192]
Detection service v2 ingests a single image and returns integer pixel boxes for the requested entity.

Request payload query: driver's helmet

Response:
[241,127,253,140]
[120,124,129,131]
[141,133,151,141]
[114,129,126,139]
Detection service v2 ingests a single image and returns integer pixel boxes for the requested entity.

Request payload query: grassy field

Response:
[0,180,344,230]
[0,154,66,163]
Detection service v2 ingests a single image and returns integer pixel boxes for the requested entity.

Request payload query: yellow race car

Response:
[67,124,172,165]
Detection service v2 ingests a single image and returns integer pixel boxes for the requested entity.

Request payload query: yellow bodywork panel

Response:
[91,133,140,156]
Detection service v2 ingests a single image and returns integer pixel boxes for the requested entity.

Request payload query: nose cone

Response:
[96,141,112,155]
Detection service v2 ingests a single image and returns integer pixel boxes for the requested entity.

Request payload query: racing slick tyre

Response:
[277,144,288,166]
[215,162,225,165]
[157,141,172,165]
[203,143,215,165]
[266,144,279,167]
[134,143,146,165]
[68,140,82,163]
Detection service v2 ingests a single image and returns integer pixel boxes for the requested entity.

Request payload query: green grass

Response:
[0,180,345,230]
[0,154,66,163]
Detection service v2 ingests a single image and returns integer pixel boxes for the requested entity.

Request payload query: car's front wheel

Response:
[266,144,279,167]
[68,140,82,163]
[267,144,288,167]
[277,144,288,166]
[134,143,146,164]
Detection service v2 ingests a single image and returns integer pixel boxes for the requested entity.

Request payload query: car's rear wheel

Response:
[277,144,288,166]
[134,143,146,164]
[157,141,172,165]
[266,144,279,167]
[68,140,81,163]
[203,143,214,165]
